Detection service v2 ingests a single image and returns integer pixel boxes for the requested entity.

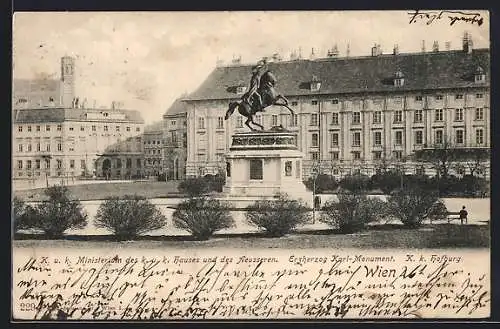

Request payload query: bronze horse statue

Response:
[224,70,294,131]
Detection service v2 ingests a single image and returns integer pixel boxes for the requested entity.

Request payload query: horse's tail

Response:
[225,101,239,120]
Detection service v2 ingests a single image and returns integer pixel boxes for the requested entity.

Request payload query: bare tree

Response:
[463,148,489,177]
[452,162,466,177]
[374,156,390,174]
[415,138,457,179]
[327,159,343,176]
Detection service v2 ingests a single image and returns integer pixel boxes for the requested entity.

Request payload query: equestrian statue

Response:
[224,59,294,131]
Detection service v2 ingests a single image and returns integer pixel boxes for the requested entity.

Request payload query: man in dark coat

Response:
[459,205,468,225]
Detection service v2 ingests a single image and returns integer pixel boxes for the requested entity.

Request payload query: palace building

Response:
[12,56,146,184]
[182,33,490,179]
[13,107,145,181]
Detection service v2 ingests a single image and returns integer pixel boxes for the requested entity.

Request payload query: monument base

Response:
[222,128,313,207]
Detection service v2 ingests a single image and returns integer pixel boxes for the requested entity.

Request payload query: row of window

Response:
[197,108,486,131]
[17,143,59,152]
[197,117,226,130]
[169,120,187,127]
[289,93,485,107]
[315,108,484,126]
[196,128,486,163]
[16,158,143,170]
[312,150,405,161]
[144,140,163,145]
[146,149,162,155]
[198,115,299,130]
[16,141,142,153]
[308,128,485,149]
[145,159,162,166]
[17,124,141,133]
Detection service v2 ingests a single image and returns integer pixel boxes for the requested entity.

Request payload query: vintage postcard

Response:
[11,10,490,321]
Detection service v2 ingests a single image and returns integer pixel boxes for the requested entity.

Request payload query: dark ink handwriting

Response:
[408,10,484,26]
[13,253,489,320]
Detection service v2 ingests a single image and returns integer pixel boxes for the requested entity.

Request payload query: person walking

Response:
[459,205,468,225]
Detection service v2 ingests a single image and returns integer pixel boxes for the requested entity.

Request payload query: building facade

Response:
[143,124,164,177]
[162,98,188,180]
[12,107,145,181]
[183,35,490,179]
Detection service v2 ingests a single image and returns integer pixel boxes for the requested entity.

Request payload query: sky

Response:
[13,11,490,124]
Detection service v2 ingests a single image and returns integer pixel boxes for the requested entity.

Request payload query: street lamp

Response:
[396,153,412,190]
[41,155,52,188]
[311,161,320,224]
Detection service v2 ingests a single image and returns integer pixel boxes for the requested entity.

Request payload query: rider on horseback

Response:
[225,58,293,131]
[242,59,266,111]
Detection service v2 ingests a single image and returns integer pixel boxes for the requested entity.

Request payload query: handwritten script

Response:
[13,249,490,320]
[408,10,484,26]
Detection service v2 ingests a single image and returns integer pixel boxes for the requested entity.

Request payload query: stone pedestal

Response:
[223,128,312,207]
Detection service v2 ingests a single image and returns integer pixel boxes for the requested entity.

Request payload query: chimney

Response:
[346,43,350,57]
[421,40,426,53]
[327,44,339,58]
[445,41,451,51]
[463,32,473,54]
[231,55,241,64]
[298,47,303,59]
[310,48,316,60]
[432,41,439,52]
[290,50,297,60]
[393,44,399,55]
[371,43,382,56]
[216,57,224,67]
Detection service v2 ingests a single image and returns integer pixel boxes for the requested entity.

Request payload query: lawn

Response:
[14,223,489,250]
[13,181,183,201]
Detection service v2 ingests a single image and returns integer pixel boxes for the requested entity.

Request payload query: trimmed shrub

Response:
[173,197,234,240]
[205,173,226,193]
[13,197,25,232]
[404,174,436,192]
[28,186,88,238]
[321,193,388,233]
[460,175,489,197]
[339,174,371,194]
[246,193,310,237]
[436,175,462,196]
[178,178,210,196]
[178,174,227,195]
[12,197,35,232]
[157,173,167,182]
[303,174,338,194]
[426,199,448,223]
[387,187,441,228]
[95,195,167,240]
[370,171,402,194]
